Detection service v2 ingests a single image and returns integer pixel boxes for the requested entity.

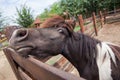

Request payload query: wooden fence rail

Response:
[78,11,104,36]
[77,8,120,36]
[3,48,85,80]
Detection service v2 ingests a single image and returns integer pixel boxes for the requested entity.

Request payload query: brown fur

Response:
[109,45,120,61]
[41,15,75,33]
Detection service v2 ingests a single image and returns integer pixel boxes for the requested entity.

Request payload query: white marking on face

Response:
[96,42,116,80]
[9,29,19,44]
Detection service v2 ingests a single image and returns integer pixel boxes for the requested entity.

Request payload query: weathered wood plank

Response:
[18,68,32,80]
[3,48,22,80]
[4,48,85,80]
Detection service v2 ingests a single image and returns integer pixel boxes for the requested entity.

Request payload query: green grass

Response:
[0,40,9,50]
[74,25,80,32]
[45,55,62,65]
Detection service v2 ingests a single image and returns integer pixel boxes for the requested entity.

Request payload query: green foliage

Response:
[39,8,50,21]
[74,25,80,32]
[59,0,116,18]
[39,0,120,20]
[60,0,84,18]
[50,2,63,14]
[16,5,34,28]
[39,2,63,21]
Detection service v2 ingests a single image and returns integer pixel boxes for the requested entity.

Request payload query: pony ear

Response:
[65,20,76,29]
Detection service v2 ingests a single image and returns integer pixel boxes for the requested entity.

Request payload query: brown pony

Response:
[9,16,120,80]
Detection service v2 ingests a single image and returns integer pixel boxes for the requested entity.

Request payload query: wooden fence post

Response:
[78,15,85,33]
[99,11,103,28]
[103,10,107,24]
[92,12,98,36]
[3,48,22,80]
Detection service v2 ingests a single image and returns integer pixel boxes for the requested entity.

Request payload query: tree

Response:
[49,2,63,15]
[39,8,50,21]
[59,0,86,18]
[60,0,83,18]
[39,2,63,21]
[16,5,34,28]
[59,0,117,18]
[39,0,120,20]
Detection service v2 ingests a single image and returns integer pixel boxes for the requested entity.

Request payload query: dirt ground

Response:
[0,51,17,80]
[0,21,120,80]
[95,21,120,45]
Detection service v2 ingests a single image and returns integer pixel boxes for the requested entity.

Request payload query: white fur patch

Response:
[96,42,116,80]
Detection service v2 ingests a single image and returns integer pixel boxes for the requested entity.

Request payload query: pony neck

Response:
[61,32,100,79]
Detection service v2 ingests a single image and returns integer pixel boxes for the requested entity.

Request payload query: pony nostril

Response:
[16,29,28,41]
[9,29,29,46]
[17,30,27,37]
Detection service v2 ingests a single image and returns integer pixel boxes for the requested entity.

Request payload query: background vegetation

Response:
[16,5,34,28]
[39,0,120,21]
[2,0,119,28]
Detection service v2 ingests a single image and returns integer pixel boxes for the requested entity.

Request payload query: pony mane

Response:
[41,15,74,32]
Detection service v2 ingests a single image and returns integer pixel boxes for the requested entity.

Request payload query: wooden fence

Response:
[105,9,120,23]
[78,11,105,36]
[3,48,85,80]
[77,8,120,36]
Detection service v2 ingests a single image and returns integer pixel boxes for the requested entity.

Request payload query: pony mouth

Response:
[14,46,34,58]
[17,47,33,52]
[13,46,34,53]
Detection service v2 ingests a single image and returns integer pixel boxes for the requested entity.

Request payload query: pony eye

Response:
[58,29,63,33]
